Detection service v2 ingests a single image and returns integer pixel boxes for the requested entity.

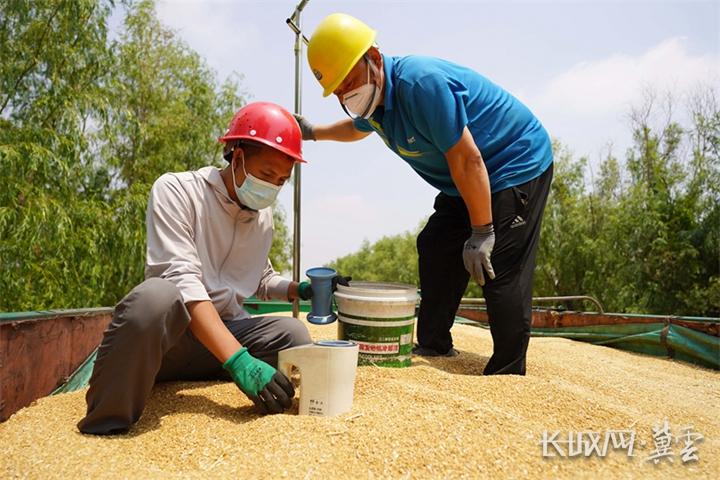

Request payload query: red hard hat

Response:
[218,101,305,163]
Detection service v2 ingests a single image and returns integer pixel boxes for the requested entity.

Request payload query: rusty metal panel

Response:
[456,308,719,337]
[0,311,112,422]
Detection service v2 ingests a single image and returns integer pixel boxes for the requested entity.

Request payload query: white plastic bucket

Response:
[334,282,418,367]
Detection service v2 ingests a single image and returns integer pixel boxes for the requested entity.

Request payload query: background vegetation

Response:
[2,1,717,316]
[0,0,290,311]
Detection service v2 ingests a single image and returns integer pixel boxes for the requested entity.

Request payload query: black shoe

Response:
[412,344,459,357]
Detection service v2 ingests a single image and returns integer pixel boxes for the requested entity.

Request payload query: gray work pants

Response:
[77,278,311,435]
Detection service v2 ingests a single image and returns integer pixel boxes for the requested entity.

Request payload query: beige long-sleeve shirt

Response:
[144,166,290,321]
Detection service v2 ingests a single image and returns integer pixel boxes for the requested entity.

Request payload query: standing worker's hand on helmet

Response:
[222,347,294,414]
[463,224,496,286]
[294,114,316,141]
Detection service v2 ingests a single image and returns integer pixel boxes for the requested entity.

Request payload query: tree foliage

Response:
[536,89,719,316]
[0,0,293,311]
[330,230,420,285]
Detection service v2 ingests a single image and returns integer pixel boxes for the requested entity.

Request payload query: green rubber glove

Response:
[298,281,313,300]
[222,347,294,414]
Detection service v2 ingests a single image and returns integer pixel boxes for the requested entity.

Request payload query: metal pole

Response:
[288,0,309,318]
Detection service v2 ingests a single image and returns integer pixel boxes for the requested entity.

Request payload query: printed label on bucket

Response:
[356,341,399,354]
[337,312,415,368]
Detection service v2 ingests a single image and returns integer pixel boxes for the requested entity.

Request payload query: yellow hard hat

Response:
[307,13,377,97]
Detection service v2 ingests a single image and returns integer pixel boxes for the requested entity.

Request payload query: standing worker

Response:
[296,14,553,375]
[78,102,317,434]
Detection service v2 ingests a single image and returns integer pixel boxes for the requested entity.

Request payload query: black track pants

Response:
[416,164,553,375]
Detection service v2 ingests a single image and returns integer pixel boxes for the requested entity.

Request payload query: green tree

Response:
[92,0,247,304]
[0,0,116,310]
[0,0,296,312]
[534,89,719,316]
[533,142,593,300]
[97,0,244,187]
[330,229,420,285]
[269,203,291,273]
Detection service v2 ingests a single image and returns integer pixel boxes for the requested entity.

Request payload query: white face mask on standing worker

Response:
[231,150,282,211]
[342,57,382,119]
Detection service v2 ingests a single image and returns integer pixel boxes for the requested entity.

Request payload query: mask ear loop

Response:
[340,101,354,119]
[357,56,379,119]
[340,55,379,120]
[230,147,258,211]
[238,149,248,178]
[230,146,246,193]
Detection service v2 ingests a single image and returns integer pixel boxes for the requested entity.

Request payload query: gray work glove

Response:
[293,114,316,141]
[463,224,496,286]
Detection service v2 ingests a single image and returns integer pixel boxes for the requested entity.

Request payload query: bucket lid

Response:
[335,281,418,300]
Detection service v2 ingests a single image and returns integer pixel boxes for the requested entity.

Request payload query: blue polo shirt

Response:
[354,55,553,195]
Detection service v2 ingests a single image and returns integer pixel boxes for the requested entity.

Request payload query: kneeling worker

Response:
[78,102,317,435]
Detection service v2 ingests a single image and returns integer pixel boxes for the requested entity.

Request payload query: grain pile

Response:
[2,314,718,479]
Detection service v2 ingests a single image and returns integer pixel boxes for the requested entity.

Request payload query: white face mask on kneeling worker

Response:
[342,59,382,119]
[231,152,282,210]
